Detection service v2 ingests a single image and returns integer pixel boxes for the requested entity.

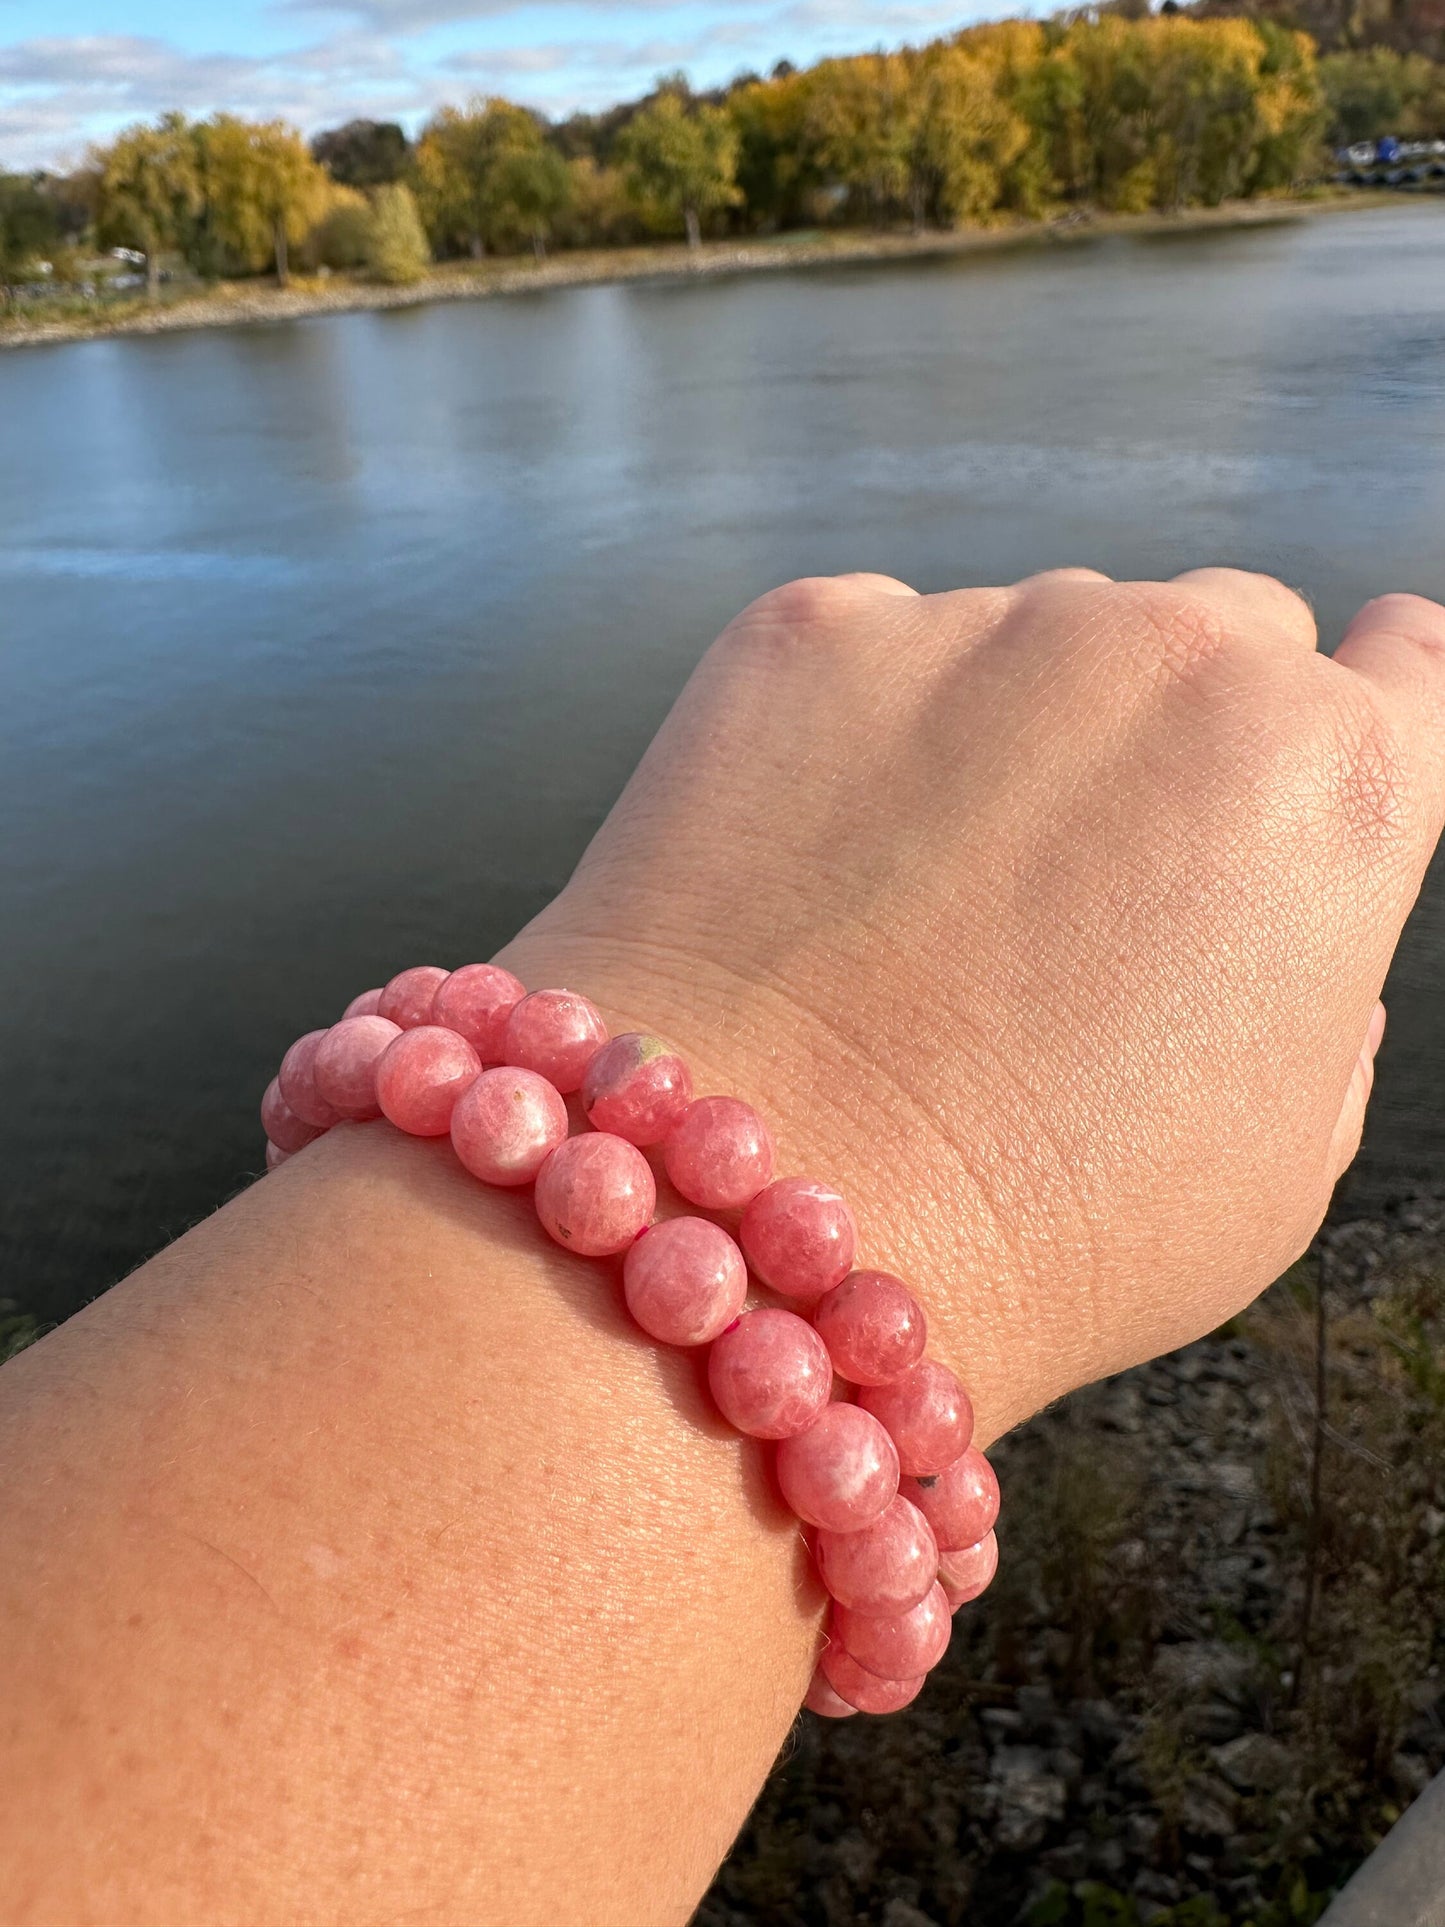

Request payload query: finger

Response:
[1333,593,1445,833]
[1171,568,1318,652]
[1327,1000,1387,1183]
[1327,1049,1374,1184]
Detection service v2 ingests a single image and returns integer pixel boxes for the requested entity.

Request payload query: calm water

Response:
[3,204,1444,1324]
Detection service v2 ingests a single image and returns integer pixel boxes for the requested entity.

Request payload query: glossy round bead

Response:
[264,1141,290,1171]
[740,1177,856,1301]
[343,987,384,1019]
[450,1066,568,1186]
[814,1495,938,1616]
[938,1530,999,1609]
[534,1132,655,1257]
[706,1308,831,1440]
[278,1029,342,1130]
[902,1446,1000,1551]
[622,1217,747,1347]
[374,1025,482,1137]
[858,1359,974,1477]
[804,1669,859,1719]
[833,1580,951,1680]
[313,1015,402,1120]
[662,1097,775,1211]
[813,1270,927,1385]
[503,988,609,1094]
[819,1644,924,1715]
[775,1402,900,1532]
[582,1033,693,1146]
[261,1077,321,1155]
[431,963,526,1061]
[377,965,450,1031]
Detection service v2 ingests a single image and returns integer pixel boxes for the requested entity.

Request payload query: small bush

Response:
[364,182,431,285]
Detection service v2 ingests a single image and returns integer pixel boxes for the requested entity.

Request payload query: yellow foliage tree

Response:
[198,116,330,285]
[94,112,202,298]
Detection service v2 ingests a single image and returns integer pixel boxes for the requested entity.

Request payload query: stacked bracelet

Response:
[261,964,1001,1719]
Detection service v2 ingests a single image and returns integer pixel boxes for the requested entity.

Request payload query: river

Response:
[3,200,1443,1324]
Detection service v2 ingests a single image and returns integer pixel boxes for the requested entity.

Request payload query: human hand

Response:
[503,568,1445,1440]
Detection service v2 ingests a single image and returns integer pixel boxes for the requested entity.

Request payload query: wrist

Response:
[495,914,1044,1445]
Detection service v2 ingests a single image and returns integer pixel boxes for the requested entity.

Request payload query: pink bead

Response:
[706,1307,831,1439]
[938,1530,999,1609]
[833,1580,951,1680]
[377,965,450,1031]
[582,1033,693,1145]
[374,1025,482,1137]
[662,1097,774,1211]
[313,1015,402,1120]
[819,1644,925,1715]
[775,1402,900,1531]
[343,987,384,1019]
[740,1177,856,1301]
[534,1132,654,1257]
[815,1495,938,1616]
[450,1066,569,1186]
[265,1141,290,1171]
[261,1077,321,1154]
[622,1217,747,1347]
[813,1270,927,1385]
[503,988,609,1094]
[278,1029,342,1130]
[431,963,526,1061]
[902,1445,1000,1551]
[858,1360,973,1477]
[804,1669,859,1719]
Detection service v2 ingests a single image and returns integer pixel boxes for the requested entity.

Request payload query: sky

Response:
[0,0,1018,171]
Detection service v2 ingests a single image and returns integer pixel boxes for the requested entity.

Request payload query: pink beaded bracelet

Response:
[262,965,1001,1718]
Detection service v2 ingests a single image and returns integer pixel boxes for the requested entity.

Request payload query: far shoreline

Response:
[0,190,1410,353]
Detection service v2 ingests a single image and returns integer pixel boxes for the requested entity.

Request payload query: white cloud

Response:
[0,1,1012,170]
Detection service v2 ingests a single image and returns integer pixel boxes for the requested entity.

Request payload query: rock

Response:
[990,1746,1067,1853]
[881,1903,939,1927]
[1212,1732,1292,1793]
[1181,1774,1240,1838]
[1184,1698,1246,1744]
[1152,1641,1255,1706]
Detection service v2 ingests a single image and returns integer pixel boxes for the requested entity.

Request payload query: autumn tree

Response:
[413,99,562,257]
[94,112,203,298]
[199,116,330,285]
[365,182,431,283]
[616,89,741,247]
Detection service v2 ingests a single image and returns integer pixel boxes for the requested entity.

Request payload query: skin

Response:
[1,567,1443,1927]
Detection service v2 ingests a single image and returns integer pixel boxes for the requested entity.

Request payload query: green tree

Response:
[413,99,559,257]
[312,119,411,188]
[493,141,571,257]
[1320,45,1445,142]
[616,89,741,247]
[0,173,58,307]
[364,182,432,283]
[94,112,202,298]
[199,116,330,286]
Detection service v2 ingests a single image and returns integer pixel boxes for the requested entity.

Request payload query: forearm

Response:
[2,1060,996,1927]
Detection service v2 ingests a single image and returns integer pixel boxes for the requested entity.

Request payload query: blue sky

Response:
[0,0,1014,170]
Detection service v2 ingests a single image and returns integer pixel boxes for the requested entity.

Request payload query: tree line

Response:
[0,3,1437,303]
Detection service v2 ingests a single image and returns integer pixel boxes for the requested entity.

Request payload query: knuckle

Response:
[1321,684,1411,847]
[728,574,873,637]
[1118,583,1231,685]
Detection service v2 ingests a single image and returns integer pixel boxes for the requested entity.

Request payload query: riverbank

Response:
[0,191,1395,352]
[702,1195,1445,1927]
